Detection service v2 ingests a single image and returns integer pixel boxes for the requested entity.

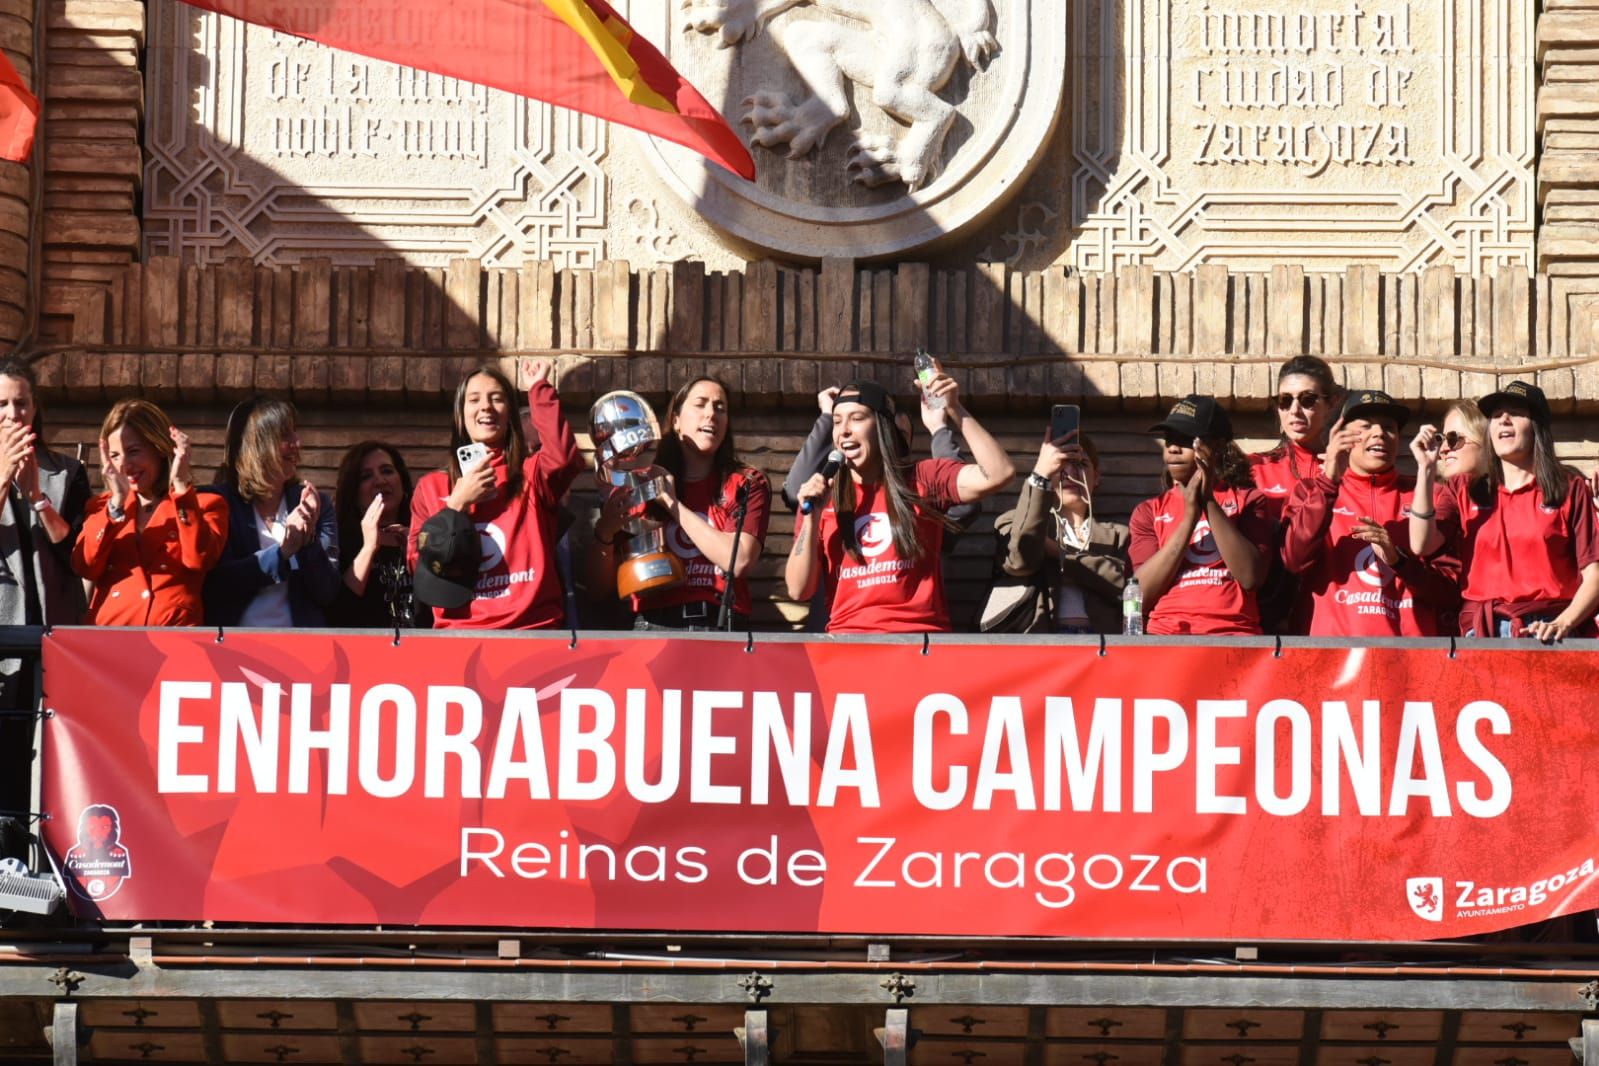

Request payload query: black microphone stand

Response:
[717,480,752,632]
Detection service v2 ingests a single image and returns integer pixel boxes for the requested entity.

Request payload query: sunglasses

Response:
[1439,431,1477,452]
[1275,392,1325,411]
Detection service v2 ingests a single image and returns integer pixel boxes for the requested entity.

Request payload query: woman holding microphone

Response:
[784,374,1014,634]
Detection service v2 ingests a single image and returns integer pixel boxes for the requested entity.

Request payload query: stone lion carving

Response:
[682,0,999,190]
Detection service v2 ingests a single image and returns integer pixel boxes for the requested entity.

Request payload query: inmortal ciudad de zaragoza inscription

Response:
[1069,0,1533,273]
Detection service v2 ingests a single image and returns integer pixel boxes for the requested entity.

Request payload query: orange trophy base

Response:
[617,552,685,598]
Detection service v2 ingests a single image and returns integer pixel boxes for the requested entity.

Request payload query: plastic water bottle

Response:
[1122,577,1144,635]
[914,349,945,411]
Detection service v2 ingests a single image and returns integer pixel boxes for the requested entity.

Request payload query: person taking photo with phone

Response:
[408,359,583,629]
[785,376,1014,634]
[1129,396,1272,635]
[1410,381,1599,642]
[987,422,1128,634]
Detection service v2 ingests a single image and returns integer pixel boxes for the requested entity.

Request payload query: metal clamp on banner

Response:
[1273,635,1283,659]
[1449,636,1458,660]
[569,628,579,651]
[215,626,224,644]
[391,626,401,648]
[1097,633,1107,658]
[920,632,930,657]
[744,631,755,654]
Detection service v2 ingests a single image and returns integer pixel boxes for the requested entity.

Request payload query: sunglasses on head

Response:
[1275,391,1324,411]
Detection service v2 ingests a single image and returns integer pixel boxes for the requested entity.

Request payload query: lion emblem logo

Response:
[65,804,132,902]
[633,0,1064,258]
[684,0,998,190]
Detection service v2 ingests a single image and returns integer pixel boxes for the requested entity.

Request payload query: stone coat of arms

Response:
[627,0,1065,258]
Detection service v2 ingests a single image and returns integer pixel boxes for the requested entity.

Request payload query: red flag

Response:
[0,49,38,163]
[181,0,755,179]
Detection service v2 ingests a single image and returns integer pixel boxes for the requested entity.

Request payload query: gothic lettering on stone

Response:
[1188,3,1415,174]
[260,35,490,166]
[144,1,609,267]
[1066,0,1533,272]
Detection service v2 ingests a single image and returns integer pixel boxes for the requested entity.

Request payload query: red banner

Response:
[39,628,1599,939]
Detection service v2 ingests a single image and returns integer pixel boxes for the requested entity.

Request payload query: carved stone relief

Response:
[623,0,1066,259]
[1066,0,1535,272]
[143,0,609,267]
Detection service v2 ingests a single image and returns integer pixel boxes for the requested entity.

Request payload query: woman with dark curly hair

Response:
[330,441,429,628]
[1129,395,1273,635]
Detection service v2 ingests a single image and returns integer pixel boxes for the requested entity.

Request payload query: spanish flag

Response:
[181,0,756,179]
[0,50,38,163]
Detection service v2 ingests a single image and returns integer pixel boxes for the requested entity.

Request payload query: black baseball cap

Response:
[413,509,480,609]
[1479,380,1552,426]
[1339,388,1411,429]
[835,380,898,419]
[1149,395,1233,441]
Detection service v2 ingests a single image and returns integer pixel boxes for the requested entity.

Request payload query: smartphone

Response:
[456,442,489,473]
[1050,404,1081,443]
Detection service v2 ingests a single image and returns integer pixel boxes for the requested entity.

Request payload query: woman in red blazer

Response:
[73,400,228,626]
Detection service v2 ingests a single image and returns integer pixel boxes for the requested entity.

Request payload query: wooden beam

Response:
[49,1002,77,1066]
[738,1009,769,1066]
[0,966,1586,1011]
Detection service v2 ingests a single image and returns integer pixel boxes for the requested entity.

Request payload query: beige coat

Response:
[990,478,1131,634]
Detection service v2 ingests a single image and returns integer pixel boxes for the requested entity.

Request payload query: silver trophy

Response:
[589,390,685,598]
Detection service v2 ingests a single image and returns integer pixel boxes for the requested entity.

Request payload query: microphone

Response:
[800,449,844,515]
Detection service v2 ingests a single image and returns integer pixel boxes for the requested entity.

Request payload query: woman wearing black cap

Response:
[1128,395,1272,635]
[1410,380,1599,642]
[784,374,1014,633]
[1281,390,1460,636]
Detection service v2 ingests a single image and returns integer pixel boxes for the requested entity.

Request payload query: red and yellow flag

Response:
[0,50,38,163]
[182,0,755,179]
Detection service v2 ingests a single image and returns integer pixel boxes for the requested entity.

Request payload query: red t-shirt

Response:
[1450,472,1599,606]
[818,459,964,634]
[1281,468,1461,637]
[1128,484,1274,635]
[407,380,582,630]
[636,468,772,616]
[1250,441,1320,522]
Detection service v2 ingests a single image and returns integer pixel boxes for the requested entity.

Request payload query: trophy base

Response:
[618,552,685,599]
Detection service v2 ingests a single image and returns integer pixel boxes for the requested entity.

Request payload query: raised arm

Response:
[1408,425,1447,557]
[522,358,583,499]
[919,374,1013,503]
[783,391,837,510]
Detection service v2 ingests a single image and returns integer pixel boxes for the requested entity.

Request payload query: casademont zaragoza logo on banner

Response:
[37,629,1599,939]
